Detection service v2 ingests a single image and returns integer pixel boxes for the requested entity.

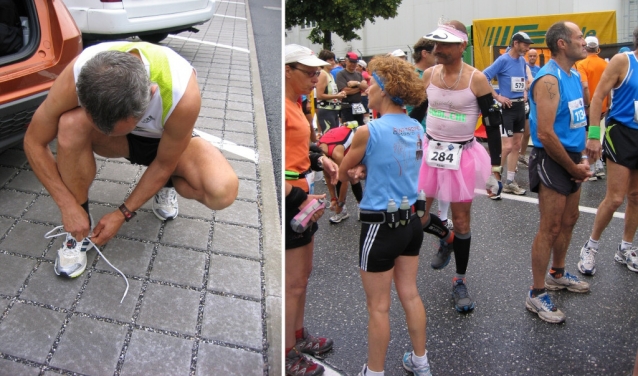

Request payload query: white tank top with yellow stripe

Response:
[73,41,195,138]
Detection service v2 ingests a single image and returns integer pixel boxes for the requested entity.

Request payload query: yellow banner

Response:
[473,11,617,71]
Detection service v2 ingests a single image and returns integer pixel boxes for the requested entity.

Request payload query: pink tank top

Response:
[426,66,480,142]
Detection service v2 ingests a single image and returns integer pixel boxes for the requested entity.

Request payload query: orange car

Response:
[0,0,82,152]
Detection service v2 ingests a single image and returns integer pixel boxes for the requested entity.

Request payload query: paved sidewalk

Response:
[0,1,281,375]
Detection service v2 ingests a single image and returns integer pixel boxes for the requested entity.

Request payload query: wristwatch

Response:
[119,203,137,222]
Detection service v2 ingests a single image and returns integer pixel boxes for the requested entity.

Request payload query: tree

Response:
[285,0,403,51]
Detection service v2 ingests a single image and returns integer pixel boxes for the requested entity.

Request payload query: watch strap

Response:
[119,203,136,222]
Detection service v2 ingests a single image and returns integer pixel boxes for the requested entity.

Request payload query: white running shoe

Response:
[614,246,638,272]
[577,243,598,275]
[329,205,349,223]
[503,181,526,195]
[153,187,179,221]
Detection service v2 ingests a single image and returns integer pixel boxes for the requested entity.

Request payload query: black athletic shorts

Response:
[529,147,582,196]
[500,101,526,137]
[126,132,199,166]
[358,214,423,272]
[603,121,638,169]
[285,199,319,250]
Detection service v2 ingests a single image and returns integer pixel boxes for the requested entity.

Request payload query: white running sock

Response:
[412,350,429,367]
[364,366,384,376]
[621,240,633,252]
[586,238,600,250]
[507,171,516,183]
[438,201,450,222]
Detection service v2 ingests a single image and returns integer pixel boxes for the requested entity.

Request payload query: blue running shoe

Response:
[402,352,432,376]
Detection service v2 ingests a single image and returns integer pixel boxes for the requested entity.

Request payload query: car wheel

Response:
[139,33,169,44]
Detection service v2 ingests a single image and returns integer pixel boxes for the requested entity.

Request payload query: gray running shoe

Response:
[518,154,529,166]
[594,160,605,178]
[545,271,590,292]
[577,243,597,275]
[285,346,324,376]
[152,187,178,221]
[525,291,565,324]
[486,175,502,200]
[431,239,453,269]
[614,246,638,272]
[452,278,475,312]
[503,181,526,195]
[402,351,432,376]
[295,328,333,356]
[329,205,349,223]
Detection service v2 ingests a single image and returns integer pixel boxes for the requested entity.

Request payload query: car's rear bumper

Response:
[0,90,48,152]
[68,0,215,37]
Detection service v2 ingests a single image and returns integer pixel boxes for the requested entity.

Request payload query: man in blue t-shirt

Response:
[526,49,541,77]
[484,31,534,196]
[330,57,345,79]
[525,21,592,324]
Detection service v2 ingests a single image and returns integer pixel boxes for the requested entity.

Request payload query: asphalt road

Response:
[304,150,638,375]
[247,0,282,208]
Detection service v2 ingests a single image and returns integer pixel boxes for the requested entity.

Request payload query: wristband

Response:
[286,186,308,209]
[587,125,600,140]
[581,155,588,160]
[119,203,137,222]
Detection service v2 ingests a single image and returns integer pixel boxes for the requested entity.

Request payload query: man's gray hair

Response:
[545,21,573,55]
[76,50,151,134]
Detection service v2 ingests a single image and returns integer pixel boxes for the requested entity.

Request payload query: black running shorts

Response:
[603,122,638,170]
[529,147,582,196]
[358,215,423,272]
[500,101,526,137]
[126,132,199,166]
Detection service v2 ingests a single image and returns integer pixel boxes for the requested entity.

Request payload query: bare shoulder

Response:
[534,74,559,101]
[469,68,491,96]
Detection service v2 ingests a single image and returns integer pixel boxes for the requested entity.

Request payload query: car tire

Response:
[139,33,169,44]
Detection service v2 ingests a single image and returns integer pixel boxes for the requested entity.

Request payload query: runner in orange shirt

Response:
[576,36,608,179]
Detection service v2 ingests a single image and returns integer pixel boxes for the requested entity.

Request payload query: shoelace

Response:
[157,188,177,207]
[563,272,581,283]
[453,280,468,298]
[581,247,597,264]
[539,293,557,311]
[45,226,129,303]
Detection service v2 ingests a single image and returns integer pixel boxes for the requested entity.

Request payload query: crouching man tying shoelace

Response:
[24,41,238,281]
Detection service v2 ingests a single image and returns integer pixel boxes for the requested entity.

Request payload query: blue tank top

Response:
[483,52,527,99]
[529,59,587,153]
[608,52,638,130]
[360,114,424,211]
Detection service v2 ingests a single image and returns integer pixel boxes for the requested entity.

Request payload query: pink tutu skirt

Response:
[418,139,491,203]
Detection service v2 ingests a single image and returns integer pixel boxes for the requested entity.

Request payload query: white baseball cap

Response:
[357,60,367,68]
[285,44,329,66]
[424,24,468,43]
[391,49,406,57]
[585,36,599,48]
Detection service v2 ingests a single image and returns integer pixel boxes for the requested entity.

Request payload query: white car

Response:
[62,0,215,43]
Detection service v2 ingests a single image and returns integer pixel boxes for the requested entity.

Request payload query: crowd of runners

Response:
[284,18,638,376]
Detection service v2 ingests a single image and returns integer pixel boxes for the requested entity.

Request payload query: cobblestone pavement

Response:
[0,1,281,375]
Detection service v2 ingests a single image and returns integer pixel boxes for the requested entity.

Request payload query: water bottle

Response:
[307,171,315,194]
[416,190,426,217]
[386,198,398,228]
[399,196,410,226]
[290,199,326,233]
